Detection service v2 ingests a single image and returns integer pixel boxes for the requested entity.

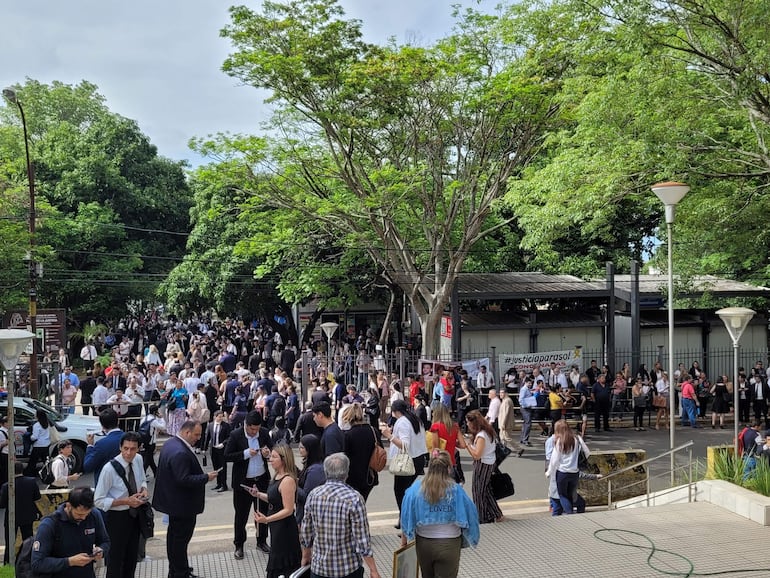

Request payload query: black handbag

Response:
[490,468,514,500]
[495,441,512,466]
[166,397,178,412]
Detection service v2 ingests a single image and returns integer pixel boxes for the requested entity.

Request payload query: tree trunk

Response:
[379,288,397,347]
[418,306,445,359]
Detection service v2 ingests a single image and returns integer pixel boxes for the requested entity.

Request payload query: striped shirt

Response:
[300,479,374,577]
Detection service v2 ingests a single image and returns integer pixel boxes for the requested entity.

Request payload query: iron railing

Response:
[602,440,696,509]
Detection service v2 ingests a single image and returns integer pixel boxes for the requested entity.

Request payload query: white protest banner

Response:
[497,348,583,375]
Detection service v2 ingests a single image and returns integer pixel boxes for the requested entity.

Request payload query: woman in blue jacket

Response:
[400,451,479,578]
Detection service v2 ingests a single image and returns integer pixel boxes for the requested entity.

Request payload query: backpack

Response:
[138,417,156,448]
[737,426,750,456]
[38,455,63,486]
[16,513,61,578]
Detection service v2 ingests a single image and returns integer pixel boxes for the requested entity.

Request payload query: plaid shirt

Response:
[300,480,374,577]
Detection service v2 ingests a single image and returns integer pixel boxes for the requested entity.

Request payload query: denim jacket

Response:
[401,479,480,547]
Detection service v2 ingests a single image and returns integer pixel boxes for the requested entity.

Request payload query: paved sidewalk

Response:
[121,501,770,578]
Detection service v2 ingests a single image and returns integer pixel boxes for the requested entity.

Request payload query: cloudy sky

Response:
[1,0,491,165]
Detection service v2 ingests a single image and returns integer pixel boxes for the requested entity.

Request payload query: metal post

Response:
[608,479,612,510]
[734,341,740,458]
[667,221,676,485]
[6,366,15,566]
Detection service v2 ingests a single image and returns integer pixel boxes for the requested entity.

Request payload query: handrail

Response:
[600,440,695,481]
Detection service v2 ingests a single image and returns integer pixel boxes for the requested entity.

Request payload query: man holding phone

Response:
[95,431,148,578]
[31,487,110,578]
[224,410,273,560]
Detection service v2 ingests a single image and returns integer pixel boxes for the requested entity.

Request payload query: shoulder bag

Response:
[494,439,512,466]
[490,466,514,500]
[389,442,415,477]
[368,427,387,473]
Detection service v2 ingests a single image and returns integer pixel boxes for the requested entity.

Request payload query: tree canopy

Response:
[0,80,192,328]
[213,0,564,355]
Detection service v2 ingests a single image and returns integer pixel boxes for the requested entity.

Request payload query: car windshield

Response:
[24,398,64,422]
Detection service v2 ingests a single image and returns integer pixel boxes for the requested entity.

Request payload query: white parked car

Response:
[0,397,101,471]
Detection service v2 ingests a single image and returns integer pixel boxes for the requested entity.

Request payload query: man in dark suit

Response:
[153,420,217,578]
[107,364,127,393]
[79,370,98,415]
[205,410,232,492]
[1,461,40,564]
[84,409,123,485]
[224,410,272,560]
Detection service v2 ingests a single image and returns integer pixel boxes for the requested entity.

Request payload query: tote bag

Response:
[389,443,415,477]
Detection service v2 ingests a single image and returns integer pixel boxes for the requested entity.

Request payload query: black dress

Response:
[266,476,302,578]
[343,424,377,501]
[712,382,730,414]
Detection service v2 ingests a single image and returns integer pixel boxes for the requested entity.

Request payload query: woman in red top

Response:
[429,404,466,482]
[409,375,424,407]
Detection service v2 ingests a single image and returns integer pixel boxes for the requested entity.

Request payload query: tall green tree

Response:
[160,133,392,344]
[506,0,770,286]
[1,80,192,327]
[218,0,562,356]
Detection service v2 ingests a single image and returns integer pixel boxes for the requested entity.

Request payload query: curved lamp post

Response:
[716,307,756,458]
[0,329,35,566]
[652,181,689,483]
[3,88,39,398]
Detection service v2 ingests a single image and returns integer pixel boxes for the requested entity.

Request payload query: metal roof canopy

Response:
[454,272,609,300]
[612,274,770,304]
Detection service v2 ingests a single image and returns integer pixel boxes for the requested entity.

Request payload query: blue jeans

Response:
[682,398,699,427]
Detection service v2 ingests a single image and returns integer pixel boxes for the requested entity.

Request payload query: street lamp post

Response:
[652,181,689,484]
[0,329,35,566]
[716,307,756,458]
[3,88,39,398]
[320,322,339,377]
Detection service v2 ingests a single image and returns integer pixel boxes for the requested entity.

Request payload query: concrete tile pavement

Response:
[120,502,770,578]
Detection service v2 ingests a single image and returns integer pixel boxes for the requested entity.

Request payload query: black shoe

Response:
[523,441,532,446]
[217,487,228,493]
[394,522,401,529]
[257,542,270,554]
[517,448,525,457]
[212,485,222,491]
[234,548,244,560]
[604,428,614,432]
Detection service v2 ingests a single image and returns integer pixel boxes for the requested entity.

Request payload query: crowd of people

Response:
[12,311,767,578]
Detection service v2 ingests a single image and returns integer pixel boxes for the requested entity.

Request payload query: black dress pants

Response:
[3,520,32,564]
[234,473,269,548]
[167,515,197,578]
[211,448,227,488]
[594,401,610,431]
[105,509,141,578]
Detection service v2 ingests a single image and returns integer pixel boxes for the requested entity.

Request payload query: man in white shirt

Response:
[551,366,569,390]
[486,389,502,434]
[94,431,148,578]
[518,380,537,446]
[92,376,110,414]
[476,365,495,391]
[80,341,98,371]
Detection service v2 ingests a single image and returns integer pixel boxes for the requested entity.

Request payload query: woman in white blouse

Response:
[545,420,590,515]
[464,409,504,524]
[655,371,670,430]
[379,399,428,529]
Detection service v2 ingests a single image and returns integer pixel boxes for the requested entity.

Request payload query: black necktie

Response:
[127,461,138,517]
[214,425,219,445]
